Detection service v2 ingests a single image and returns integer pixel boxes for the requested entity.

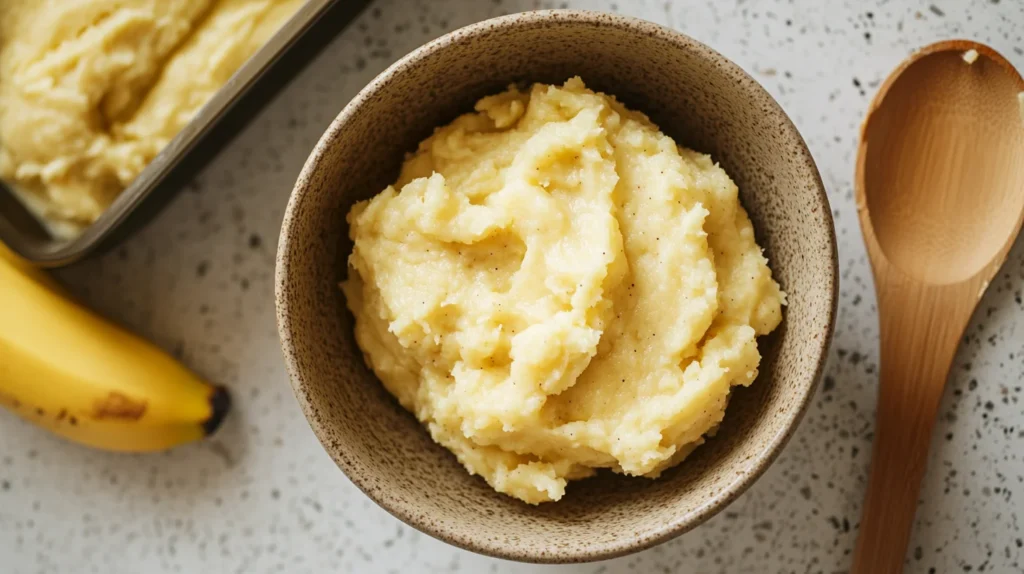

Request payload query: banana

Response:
[0,244,230,452]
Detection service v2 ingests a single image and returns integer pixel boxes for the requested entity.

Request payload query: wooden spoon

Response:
[852,40,1024,573]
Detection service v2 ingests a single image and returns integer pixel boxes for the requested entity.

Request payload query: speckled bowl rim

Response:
[276,9,839,563]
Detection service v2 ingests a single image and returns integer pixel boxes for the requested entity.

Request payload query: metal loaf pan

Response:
[0,0,369,267]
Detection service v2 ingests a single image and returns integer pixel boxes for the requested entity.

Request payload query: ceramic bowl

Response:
[275,10,837,563]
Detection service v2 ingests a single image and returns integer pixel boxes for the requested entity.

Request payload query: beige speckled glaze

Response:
[275,10,838,564]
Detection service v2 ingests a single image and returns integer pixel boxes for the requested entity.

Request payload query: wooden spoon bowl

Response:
[853,40,1024,574]
[860,41,1024,285]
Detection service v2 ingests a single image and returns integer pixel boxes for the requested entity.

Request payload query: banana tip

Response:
[202,386,231,436]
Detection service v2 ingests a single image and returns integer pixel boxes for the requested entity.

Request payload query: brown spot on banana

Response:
[92,391,147,421]
[0,390,21,410]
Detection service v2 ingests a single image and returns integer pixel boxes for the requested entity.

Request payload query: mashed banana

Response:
[0,0,302,236]
[342,78,784,504]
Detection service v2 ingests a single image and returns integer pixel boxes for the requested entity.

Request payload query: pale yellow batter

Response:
[0,0,302,235]
[343,78,785,504]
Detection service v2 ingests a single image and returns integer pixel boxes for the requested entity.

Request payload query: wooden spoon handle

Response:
[851,288,971,574]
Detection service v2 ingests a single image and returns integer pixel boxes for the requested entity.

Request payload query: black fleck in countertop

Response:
[3,0,1024,572]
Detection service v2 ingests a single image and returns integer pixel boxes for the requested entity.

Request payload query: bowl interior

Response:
[276,11,836,563]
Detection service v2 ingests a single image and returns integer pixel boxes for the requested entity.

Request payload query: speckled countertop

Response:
[2,0,1023,572]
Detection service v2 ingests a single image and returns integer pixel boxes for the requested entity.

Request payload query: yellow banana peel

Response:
[0,244,229,452]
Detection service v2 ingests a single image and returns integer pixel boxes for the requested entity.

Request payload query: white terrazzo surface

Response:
[3,0,1024,572]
